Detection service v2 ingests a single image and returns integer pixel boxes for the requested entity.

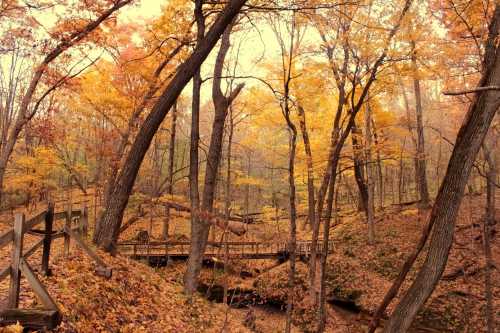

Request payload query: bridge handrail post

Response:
[8,213,25,308]
[42,202,54,276]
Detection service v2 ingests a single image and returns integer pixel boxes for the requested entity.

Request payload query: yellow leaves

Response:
[5,146,62,194]
[234,176,264,187]
[0,322,23,333]
[158,194,188,205]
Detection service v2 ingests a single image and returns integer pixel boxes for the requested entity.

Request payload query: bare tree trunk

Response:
[244,153,251,216]
[162,101,177,240]
[285,124,298,333]
[483,143,496,333]
[398,139,406,205]
[351,122,369,212]
[372,121,385,209]
[411,40,431,208]
[184,0,205,296]
[184,19,244,295]
[365,101,375,245]
[382,7,500,332]
[93,0,247,253]
[297,105,316,232]
[223,104,234,306]
[317,161,338,333]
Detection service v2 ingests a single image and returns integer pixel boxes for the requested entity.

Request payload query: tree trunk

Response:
[372,120,385,209]
[297,105,316,232]
[383,7,500,332]
[93,0,247,253]
[285,124,298,333]
[483,143,496,333]
[223,104,235,305]
[411,40,431,208]
[351,122,369,212]
[184,18,244,295]
[162,101,177,240]
[317,161,339,332]
[398,139,406,205]
[184,0,204,297]
[365,101,375,245]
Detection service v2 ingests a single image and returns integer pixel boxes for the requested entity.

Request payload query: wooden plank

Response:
[8,213,24,308]
[0,229,13,250]
[0,266,10,283]
[24,210,47,232]
[80,205,88,237]
[23,238,44,259]
[19,258,59,311]
[64,226,112,279]
[53,211,67,220]
[0,309,61,330]
[51,231,65,240]
[64,203,72,257]
[42,202,54,276]
[54,209,81,221]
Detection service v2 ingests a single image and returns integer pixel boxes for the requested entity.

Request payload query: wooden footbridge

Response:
[117,239,334,261]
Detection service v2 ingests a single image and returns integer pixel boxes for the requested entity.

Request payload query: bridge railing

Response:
[117,239,335,258]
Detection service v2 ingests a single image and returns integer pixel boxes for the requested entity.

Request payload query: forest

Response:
[0,0,498,332]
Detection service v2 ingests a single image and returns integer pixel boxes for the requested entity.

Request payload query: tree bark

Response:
[297,105,316,232]
[285,123,298,333]
[483,143,496,333]
[351,122,369,212]
[184,0,204,297]
[93,0,247,253]
[383,6,500,332]
[365,101,375,245]
[317,161,338,332]
[162,101,177,240]
[184,18,244,295]
[411,40,431,208]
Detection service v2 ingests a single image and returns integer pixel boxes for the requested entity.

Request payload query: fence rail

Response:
[0,202,111,330]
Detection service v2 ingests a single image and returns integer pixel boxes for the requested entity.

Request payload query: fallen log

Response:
[163,200,246,236]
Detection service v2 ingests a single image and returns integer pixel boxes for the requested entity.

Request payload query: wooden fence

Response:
[0,203,111,330]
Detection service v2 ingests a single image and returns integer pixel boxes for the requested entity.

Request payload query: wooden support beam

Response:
[8,213,24,309]
[23,238,44,259]
[0,309,61,330]
[64,203,72,257]
[19,259,59,311]
[24,211,47,232]
[42,202,54,276]
[64,226,112,279]
[0,229,13,250]
[0,266,10,283]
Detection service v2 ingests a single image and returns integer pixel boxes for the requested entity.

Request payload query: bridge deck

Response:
[117,240,334,260]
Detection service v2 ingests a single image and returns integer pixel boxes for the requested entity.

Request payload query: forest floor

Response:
[0,191,498,332]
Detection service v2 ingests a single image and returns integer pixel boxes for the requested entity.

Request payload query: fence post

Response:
[64,202,72,257]
[80,204,89,238]
[8,213,25,308]
[42,202,55,276]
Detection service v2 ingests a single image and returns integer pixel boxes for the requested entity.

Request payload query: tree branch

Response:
[443,86,500,95]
